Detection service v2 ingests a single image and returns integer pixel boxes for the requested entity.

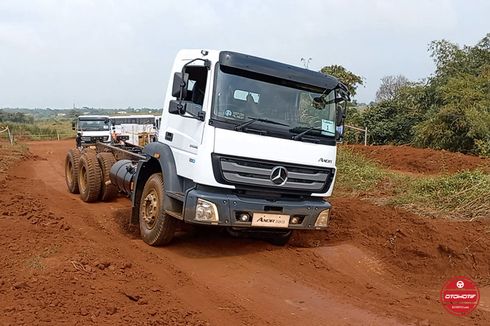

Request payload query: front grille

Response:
[93,136,108,142]
[81,136,109,143]
[212,154,334,193]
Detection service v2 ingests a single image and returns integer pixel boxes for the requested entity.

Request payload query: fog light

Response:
[290,216,300,224]
[314,209,330,228]
[195,199,219,224]
[239,213,250,222]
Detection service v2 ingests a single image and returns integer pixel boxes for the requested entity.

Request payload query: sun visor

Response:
[218,51,340,91]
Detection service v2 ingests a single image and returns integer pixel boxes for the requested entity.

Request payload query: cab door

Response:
[162,63,210,159]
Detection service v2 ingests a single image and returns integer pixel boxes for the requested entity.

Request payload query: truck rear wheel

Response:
[78,151,102,202]
[139,173,176,246]
[96,152,118,201]
[65,148,81,194]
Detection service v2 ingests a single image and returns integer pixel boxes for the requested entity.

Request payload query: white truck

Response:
[64,49,350,246]
[72,115,112,148]
[110,115,158,146]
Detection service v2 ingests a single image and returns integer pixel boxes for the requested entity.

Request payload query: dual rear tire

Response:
[64,150,177,246]
[65,149,81,194]
[64,149,118,202]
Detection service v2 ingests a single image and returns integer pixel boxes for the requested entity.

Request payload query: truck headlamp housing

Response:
[195,198,219,224]
[81,136,91,141]
[314,209,330,228]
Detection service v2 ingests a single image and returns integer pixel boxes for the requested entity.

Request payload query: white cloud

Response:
[0,0,488,107]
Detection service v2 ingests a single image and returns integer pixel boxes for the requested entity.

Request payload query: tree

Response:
[320,65,363,97]
[359,33,490,155]
[363,84,425,144]
[414,33,490,155]
[375,75,410,102]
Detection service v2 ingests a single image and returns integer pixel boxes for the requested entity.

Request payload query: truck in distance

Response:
[64,49,350,246]
[72,115,112,148]
[110,115,159,146]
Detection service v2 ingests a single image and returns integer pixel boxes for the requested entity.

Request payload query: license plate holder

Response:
[251,213,290,228]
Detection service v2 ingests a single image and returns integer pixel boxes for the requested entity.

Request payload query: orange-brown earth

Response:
[0,140,488,325]
[347,144,490,174]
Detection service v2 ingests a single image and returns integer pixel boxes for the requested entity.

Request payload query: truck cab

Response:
[73,115,112,147]
[139,50,348,243]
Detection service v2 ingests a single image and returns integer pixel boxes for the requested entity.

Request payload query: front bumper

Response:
[183,186,331,230]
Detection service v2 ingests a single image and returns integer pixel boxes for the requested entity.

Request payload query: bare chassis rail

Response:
[96,142,146,161]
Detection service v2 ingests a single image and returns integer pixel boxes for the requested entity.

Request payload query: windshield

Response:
[212,68,337,138]
[79,120,109,131]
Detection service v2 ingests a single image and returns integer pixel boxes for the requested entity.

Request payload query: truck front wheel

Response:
[139,173,176,246]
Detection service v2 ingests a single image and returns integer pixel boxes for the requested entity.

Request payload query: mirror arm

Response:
[180,110,206,122]
[176,58,211,115]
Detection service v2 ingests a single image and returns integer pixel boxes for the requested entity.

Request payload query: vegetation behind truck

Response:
[64,49,350,245]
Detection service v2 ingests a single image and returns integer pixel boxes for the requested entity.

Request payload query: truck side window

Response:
[183,66,207,106]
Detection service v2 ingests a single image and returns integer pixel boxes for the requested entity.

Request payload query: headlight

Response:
[195,198,219,224]
[81,136,91,141]
[314,209,330,228]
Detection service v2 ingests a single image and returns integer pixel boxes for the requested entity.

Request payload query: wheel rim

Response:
[79,165,87,192]
[142,190,159,229]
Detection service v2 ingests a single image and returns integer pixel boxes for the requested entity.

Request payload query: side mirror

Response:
[336,107,345,126]
[335,102,347,142]
[169,100,187,115]
[172,72,189,99]
[71,121,76,130]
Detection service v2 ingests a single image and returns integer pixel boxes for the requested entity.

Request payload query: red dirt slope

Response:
[347,144,490,174]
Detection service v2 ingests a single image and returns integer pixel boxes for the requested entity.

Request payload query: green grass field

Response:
[335,147,490,220]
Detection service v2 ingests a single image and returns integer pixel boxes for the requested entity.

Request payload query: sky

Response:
[0,0,489,109]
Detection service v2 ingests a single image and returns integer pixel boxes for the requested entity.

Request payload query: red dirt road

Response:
[1,140,489,325]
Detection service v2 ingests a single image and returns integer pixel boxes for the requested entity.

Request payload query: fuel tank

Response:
[109,159,137,195]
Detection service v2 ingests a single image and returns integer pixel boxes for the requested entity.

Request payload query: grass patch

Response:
[2,119,74,141]
[335,146,490,219]
[335,146,387,193]
[393,170,490,220]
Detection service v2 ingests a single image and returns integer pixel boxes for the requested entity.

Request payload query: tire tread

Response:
[79,151,102,202]
[97,152,118,201]
[65,148,81,194]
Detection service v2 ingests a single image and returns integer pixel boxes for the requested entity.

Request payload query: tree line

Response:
[0,110,34,124]
[323,33,490,157]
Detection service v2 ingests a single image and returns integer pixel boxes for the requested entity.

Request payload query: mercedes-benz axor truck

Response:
[64,49,350,246]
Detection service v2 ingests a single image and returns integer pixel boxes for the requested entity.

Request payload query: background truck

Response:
[72,115,112,148]
[64,49,350,246]
[110,115,159,145]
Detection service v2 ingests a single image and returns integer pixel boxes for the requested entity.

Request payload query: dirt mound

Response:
[327,198,490,286]
[347,144,490,174]
[0,145,29,182]
[0,190,66,228]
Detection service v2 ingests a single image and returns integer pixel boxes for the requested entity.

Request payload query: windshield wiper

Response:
[235,117,289,131]
[291,127,325,140]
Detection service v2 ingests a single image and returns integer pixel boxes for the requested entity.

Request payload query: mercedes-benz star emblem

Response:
[270,166,288,185]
